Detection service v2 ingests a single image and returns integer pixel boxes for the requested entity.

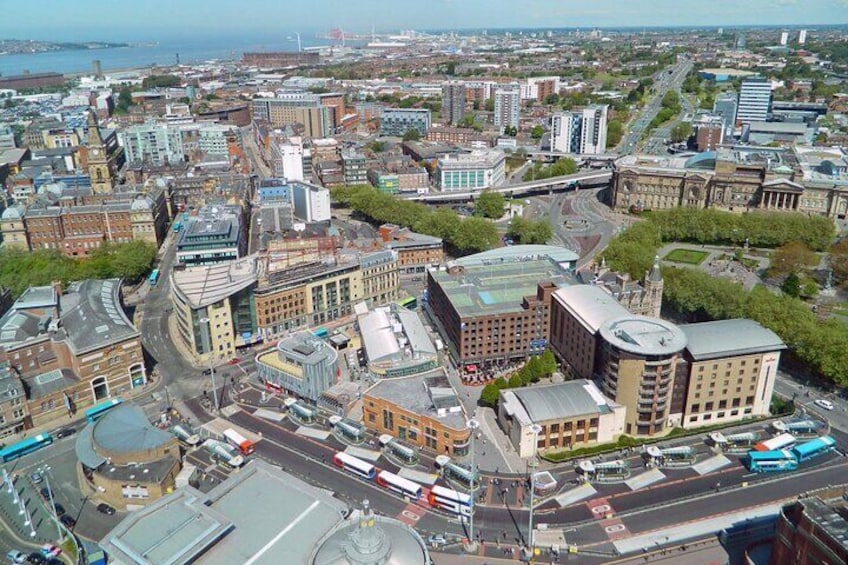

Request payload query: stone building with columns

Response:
[611,145,848,218]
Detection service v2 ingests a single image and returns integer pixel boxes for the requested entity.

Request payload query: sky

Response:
[1,0,847,42]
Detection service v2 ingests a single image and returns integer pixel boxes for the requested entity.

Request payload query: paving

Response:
[625,469,667,491]
[692,454,732,475]
[555,483,598,507]
[296,426,331,440]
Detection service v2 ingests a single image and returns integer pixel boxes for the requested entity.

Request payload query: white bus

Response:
[754,433,796,452]
[332,451,376,480]
[376,470,423,500]
[222,428,256,456]
[428,485,471,516]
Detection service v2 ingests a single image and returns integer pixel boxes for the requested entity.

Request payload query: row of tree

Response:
[479,352,558,408]
[332,185,501,254]
[523,157,578,181]
[506,216,553,245]
[0,241,158,298]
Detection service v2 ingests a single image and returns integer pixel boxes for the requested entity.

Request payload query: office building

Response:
[119,123,185,166]
[175,205,246,267]
[737,77,772,125]
[256,331,339,402]
[0,125,16,151]
[171,256,261,361]
[358,306,438,377]
[694,114,725,151]
[378,224,444,275]
[493,84,521,131]
[426,126,492,146]
[798,29,807,45]
[0,280,147,430]
[362,373,471,455]
[770,494,848,565]
[380,108,431,137]
[101,460,430,565]
[252,94,331,138]
[75,403,181,510]
[291,180,331,222]
[436,150,505,191]
[341,150,368,185]
[713,92,738,137]
[441,81,466,126]
[498,380,625,457]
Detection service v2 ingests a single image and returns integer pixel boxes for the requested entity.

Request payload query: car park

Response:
[814,399,834,411]
[97,502,116,515]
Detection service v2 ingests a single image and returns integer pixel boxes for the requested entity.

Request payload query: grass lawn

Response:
[664,248,709,265]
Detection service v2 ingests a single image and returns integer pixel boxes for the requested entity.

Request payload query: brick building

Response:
[770,494,848,565]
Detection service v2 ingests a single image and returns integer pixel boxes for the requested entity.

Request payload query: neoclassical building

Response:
[611,145,848,218]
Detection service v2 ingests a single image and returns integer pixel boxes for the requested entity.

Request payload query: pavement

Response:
[657,242,770,291]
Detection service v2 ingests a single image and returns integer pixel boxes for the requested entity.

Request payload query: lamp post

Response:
[527,424,542,556]
[466,418,480,549]
[199,317,219,411]
[39,466,62,540]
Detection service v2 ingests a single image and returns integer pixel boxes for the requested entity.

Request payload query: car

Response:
[59,514,76,529]
[26,553,45,564]
[5,550,26,564]
[228,357,241,365]
[51,503,65,517]
[814,399,834,411]
[29,472,43,485]
[97,502,116,515]
[38,545,60,559]
[54,428,76,439]
[426,534,448,547]
[39,487,50,500]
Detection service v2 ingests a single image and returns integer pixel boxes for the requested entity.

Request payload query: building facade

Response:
[737,77,772,125]
[380,108,432,137]
[441,82,466,126]
[493,85,521,131]
[256,332,338,402]
[770,495,848,565]
[291,180,331,222]
[436,150,505,191]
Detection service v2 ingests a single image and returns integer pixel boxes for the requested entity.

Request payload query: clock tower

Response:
[87,111,113,194]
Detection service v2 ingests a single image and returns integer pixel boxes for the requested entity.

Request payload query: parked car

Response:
[97,502,116,515]
[39,487,50,500]
[814,399,834,411]
[51,503,65,517]
[29,472,43,485]
[5,550,26,564]
[426,534,447,548]
[38,546,60,559]
[59,514,76,529]
[54,428,76,439]
[228,357,241,365]
[25,553,45,564]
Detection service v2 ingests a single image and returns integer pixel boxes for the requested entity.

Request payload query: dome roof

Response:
[1,204,25,220]
[91,404,173,455]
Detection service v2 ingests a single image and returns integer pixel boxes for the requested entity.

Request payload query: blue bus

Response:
[0,433,54,462]
[172,221,182,233]
[791,435,836,463]
[85,398,123,423]
[745,450,798,473]
[148,269,160,286]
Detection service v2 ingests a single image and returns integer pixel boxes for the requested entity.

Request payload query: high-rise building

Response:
[380,108,431,137]
[779,31,789,46]
[713,92,738,136]
[550,112,580,153]
[270,136,305,181]
[493,84,521,131]
[578,105,608,154]
[441,81,466,126]
[737,77,772,125]
[798,29,807,45]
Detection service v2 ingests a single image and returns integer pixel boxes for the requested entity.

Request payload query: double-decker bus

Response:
[428,485,472,517]
[222,428,255,456]
[332,452,376,480]
[0,433,53,463]
[148,268,161,286]
[753,432,796,452]
[791,435,836,463]
[745,450,798,473]
[85,398,123,423]
[376,470,423,500]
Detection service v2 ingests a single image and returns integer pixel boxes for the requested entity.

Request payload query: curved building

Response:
[598,315,687,436]
[256,331,339,402]
[75,403,181,510]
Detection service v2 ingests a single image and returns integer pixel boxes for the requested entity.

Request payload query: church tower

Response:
[644,255,664,318]
[86,112,113,194]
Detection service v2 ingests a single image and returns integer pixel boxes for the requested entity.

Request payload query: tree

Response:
[544,93,560,105]
[828,239,848,286]
[782,272,801,298]
[366,140,386,153]
[540,350,557,376]
[480,383,501,408]
[507,217,553,245]
[454,217,500,253]
[549,157,578,176]
[484,99,495,112]
[670,122,693,143]
[414,208,461,242]
[116,87,134,113]
[606,120,623,147]
[141,74,181,89]
[503,125,518,137]
[770,241,817,277]
[530,125,545,139]
[475,191,506,219]
[402,128,421,142]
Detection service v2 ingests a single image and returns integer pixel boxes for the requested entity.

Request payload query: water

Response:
[0,34,342,76]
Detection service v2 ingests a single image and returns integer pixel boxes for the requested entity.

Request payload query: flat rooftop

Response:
[681,319,785,361]
[364,372,467,432]
[599,315,687,357]
[503,379,613,424]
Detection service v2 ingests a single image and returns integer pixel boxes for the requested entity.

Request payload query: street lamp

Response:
[466,418,480,549]
[527,424,542,556]
[39,465,62,540]
[199,317,219,411]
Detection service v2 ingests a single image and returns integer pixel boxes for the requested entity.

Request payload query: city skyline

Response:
[1,0,847,42]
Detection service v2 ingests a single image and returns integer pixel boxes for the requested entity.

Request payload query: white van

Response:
[814,399,834,411]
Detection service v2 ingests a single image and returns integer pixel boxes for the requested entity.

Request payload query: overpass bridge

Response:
[401,169,614,203]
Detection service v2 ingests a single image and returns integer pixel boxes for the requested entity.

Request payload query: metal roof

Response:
[91,404,174,455]
[60,279,139,354]
[681,319,785,361]
[506,380,611,423]
[171,256,260,309]
[600,315,687,357]
[553,285,629,334]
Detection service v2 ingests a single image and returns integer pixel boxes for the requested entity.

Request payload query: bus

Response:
[203,439,244,468]
[170,424,200,446]
[745,450,798,473]
[172,221,182,233]
[791,435,836,463]
[222,429,255,456]
[148,269,161,286]
[85,398,123,423]
[332,452,376,480]
[753,433,796,452]
[376,470,423,500]
[0,433,54,463]
[397,296,417,310]
[428,485,472,517]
